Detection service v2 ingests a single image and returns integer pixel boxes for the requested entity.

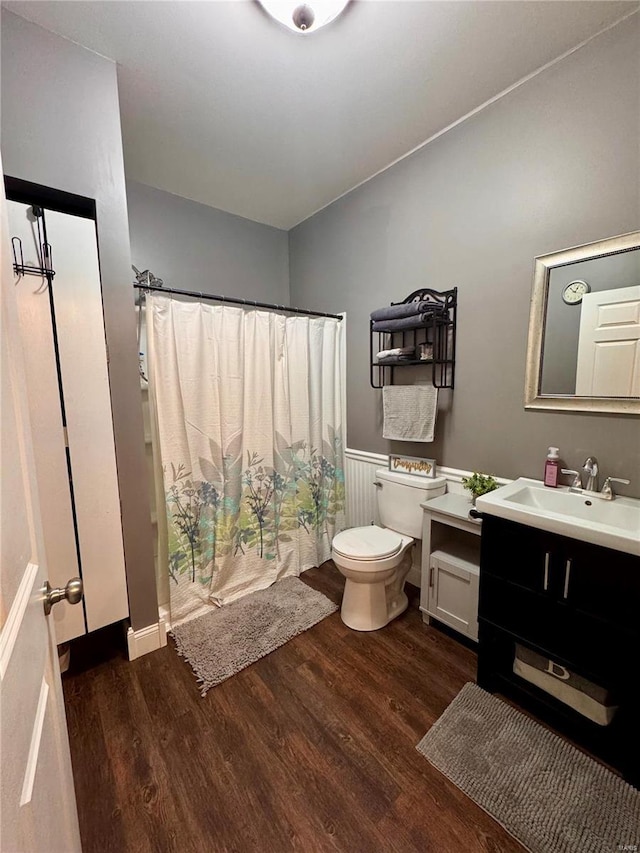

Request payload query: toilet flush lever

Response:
[373,481,383,488]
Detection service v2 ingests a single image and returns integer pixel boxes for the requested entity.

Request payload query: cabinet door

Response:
[427,556,479,640]
[557,539,640,630]
[480,516,563,596]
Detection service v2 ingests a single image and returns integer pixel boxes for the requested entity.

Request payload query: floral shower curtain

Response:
[147,294,345,625]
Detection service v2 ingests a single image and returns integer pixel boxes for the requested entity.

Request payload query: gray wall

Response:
[126,180,289,304]
[289,16,640,495]
[542,251,640,395]
[2,12,158,629]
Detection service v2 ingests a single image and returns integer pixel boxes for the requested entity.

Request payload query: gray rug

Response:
[417,682,639,853]
[171,576,337,695]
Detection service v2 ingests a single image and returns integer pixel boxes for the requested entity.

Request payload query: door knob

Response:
[43,578,83,615]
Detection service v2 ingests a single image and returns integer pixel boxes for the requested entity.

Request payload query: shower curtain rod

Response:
[134,283,343,321]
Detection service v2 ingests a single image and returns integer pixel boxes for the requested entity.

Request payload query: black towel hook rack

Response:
[11,205,56,281]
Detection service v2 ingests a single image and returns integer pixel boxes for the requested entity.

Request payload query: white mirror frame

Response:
[524,230,640,415]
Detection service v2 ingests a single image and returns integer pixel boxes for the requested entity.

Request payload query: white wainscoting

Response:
[344,448,510,588]
[345,448,387,529]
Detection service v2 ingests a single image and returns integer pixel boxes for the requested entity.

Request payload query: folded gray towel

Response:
[372,310,444,332]
[371,301,438,322]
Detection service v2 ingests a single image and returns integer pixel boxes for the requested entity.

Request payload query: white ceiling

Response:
[4,1,637,229]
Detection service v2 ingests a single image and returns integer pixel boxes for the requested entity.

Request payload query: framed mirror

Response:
[524,230,640,414]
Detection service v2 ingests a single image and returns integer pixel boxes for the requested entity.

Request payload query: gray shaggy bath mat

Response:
[416,682,639,853]
[171,576,337,695]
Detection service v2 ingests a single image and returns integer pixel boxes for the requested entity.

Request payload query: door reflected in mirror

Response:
[541,248,640,396]
[525,231,640,415]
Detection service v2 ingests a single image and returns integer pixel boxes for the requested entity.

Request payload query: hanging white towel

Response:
[382,385,438,442]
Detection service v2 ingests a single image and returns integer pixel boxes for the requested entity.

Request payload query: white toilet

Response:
[332,468,446,631]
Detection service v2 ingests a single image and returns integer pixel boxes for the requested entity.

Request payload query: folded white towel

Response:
[377,347,414,360]
[382,385,438,442]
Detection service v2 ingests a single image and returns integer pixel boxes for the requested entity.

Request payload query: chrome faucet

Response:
[562,460,629,500]
[582,457,599,492]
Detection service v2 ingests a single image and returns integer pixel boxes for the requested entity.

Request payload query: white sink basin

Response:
[476,477,640,556]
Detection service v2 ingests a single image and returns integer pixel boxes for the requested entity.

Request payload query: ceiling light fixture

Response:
[258,0,349,33]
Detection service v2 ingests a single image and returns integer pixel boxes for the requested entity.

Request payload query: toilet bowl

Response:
[332,468,447,631]
[332,526,414,631]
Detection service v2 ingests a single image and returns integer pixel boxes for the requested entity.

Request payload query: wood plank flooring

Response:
[63,562,525,853]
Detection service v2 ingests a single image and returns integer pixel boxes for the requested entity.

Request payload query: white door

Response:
[575,285,640,397]
[1,178,82,851]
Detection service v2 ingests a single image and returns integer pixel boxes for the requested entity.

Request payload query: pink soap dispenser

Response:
[544,446,560,488]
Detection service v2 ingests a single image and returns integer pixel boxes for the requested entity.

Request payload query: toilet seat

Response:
[332,526,402,561]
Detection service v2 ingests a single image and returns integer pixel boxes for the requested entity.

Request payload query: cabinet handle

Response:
[429,567,434,587]
[543,552,550,591]
[563,559,572,599]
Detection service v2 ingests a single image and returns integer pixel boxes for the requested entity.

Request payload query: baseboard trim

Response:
[126,617,168,661]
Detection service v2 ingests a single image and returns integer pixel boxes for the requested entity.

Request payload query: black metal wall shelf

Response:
[370,287,457,389]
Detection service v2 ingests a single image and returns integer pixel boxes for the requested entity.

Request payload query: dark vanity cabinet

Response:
[477,514,640,786]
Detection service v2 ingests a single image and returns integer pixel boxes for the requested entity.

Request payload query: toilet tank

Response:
[375,468,446,539]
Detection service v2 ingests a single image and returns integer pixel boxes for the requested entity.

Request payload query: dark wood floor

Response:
[63,562,525,853]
